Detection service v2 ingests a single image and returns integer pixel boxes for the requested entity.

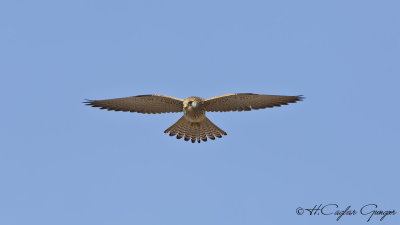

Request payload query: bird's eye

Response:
[188,101,193,105]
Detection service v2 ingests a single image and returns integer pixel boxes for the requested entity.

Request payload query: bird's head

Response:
[183,97,202,111]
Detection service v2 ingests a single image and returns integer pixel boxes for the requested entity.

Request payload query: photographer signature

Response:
[296,204,396,222]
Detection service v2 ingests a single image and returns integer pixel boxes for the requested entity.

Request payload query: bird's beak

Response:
[183,103,188,109]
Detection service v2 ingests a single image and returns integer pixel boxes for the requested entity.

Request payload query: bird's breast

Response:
[184,108,206,122]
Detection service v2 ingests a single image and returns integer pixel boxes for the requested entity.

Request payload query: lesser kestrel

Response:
[84,93,303,143]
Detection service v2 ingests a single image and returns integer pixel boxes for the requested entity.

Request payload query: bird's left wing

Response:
[204,93,303,112]
[84,94,183,114]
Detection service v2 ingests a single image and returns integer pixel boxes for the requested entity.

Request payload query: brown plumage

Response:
[84,93,303,143]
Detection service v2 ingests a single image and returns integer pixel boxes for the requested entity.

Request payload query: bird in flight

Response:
[84,93,303,143]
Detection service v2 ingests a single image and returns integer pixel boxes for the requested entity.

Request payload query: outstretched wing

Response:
[84,94,183,114]
[204,93,303,112]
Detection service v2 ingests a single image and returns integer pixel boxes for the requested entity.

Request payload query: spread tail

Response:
[164,116,227,143]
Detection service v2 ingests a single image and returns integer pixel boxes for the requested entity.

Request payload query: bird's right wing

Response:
[84,94,183,114]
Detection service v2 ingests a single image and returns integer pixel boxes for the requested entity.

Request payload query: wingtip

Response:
[297,95,305,101]
[83,99,94,105]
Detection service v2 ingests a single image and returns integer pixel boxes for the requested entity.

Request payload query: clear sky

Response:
[1,0,399,224]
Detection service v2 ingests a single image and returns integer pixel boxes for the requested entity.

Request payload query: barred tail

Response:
[164,116,227,143]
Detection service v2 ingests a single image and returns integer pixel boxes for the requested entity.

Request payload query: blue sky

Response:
[1,0,399,224]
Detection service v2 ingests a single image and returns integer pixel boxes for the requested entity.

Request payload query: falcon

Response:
[84,93,303,143]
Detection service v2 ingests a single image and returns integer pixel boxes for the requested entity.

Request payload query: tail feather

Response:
[164,116,227,143]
